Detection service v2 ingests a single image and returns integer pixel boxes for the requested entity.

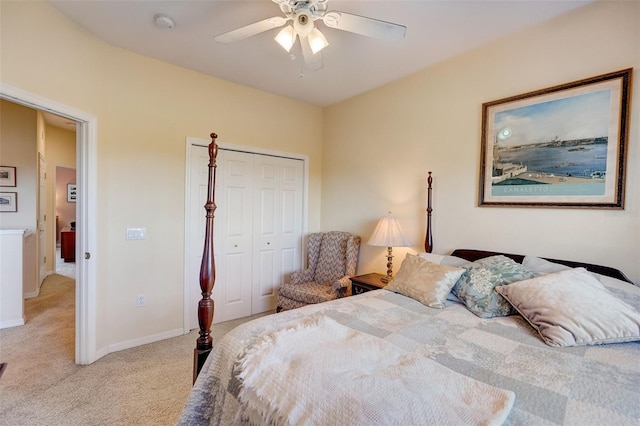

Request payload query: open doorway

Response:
[44,113,78,280]
[55,166,77,279]
[1,84,98,364]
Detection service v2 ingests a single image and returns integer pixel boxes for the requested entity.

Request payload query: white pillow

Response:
[522,255,569,275]
[417,253,471,303]
[386,253,465,309]
[495,268,640,347]
[417,252,445,263]
[419,252,472,268]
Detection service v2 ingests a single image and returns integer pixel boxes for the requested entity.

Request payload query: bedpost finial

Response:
[210,132,218,140]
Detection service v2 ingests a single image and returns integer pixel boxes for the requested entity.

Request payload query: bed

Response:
[183,134,640,425]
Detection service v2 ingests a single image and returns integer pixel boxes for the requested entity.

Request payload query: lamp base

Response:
[381,246,394,284]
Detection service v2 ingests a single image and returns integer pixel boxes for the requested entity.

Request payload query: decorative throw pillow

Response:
[522,255,570,275]
[419,252,472,268]
[418,253,471,303]
[386,253,465,309]
[452,255,536,318]
[495,268,640,347]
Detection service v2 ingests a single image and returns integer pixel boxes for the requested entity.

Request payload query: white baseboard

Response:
[106,328,185,354]
[91,346,110,364]
[24,289,40,299]
[0,317,26,329]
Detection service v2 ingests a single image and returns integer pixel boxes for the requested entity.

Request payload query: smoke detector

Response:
[154,14,175,29]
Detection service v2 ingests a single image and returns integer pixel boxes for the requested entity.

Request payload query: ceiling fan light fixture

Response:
[308,27,329,54]
[275,25,296,52]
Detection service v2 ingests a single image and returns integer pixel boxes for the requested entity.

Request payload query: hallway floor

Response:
[55,246,75,279]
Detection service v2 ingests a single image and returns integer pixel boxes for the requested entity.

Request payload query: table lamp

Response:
[367,213,411,283]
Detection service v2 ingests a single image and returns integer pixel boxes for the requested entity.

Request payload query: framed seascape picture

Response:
[0,166,16,187]
[479,68,632,209]
[0,192,18,212]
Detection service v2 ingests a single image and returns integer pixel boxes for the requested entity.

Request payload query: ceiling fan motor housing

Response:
[294,8,314,37]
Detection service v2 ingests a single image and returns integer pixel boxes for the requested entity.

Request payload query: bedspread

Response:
[237,316,514,425]
[179,285,640,425]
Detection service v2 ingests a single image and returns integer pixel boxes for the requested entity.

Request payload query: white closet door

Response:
[252,156,304,313]
[279,159,304,289]
[252,157,279,312]
[188,144,304,326]
[215,149,254,321]
[187,148,210,331]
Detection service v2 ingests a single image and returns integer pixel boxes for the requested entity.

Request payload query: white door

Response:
[186,143,304,328]
[252,157,303,312]
[215,149,254,322]
[187,148,210,331]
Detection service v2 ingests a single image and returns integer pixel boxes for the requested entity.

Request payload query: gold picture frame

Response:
[479,68,632,209]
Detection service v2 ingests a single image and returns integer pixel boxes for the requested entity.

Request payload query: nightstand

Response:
[350,273,387,295]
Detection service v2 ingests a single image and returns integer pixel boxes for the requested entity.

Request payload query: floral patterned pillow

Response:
[452,255,536,318]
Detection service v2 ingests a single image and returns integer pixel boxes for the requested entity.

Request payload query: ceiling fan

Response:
[214,0,406,71]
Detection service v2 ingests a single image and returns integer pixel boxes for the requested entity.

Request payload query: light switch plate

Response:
[126,227,146,240]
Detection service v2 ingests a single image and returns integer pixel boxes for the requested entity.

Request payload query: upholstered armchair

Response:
[277,231,361,312]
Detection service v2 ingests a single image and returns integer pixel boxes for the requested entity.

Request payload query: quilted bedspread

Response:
[179,281,640,425]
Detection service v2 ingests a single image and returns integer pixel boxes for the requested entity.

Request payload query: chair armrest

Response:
[332,275,353,297]
[290,269,315,285]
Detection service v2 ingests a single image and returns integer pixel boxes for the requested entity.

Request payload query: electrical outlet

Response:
[136,294,146,307]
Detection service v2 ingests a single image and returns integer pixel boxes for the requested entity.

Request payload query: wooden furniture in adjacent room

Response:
[350,272,387,295]
[60,227,76,263]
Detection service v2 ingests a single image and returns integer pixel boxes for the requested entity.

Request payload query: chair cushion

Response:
[278,282,338,305]
[277,296,309,311]
[314,232,348,285]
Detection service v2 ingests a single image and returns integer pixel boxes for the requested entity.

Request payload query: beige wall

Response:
[0,100,39,297]
[1,1,323,352]
[324,1,640,282]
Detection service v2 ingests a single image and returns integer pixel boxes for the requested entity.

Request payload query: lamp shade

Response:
[308,27,329,54]
[367,215,411,248]
[275,25,296,52]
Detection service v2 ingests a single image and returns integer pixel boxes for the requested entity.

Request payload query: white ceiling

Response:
[47,0,592,107]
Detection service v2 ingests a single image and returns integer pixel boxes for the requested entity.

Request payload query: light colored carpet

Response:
[0,274,269,425]
[55,246,76,279]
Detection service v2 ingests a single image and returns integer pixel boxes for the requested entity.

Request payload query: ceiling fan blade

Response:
[300,36,324,71]
[214,17,288,43]
[322,11,406,41]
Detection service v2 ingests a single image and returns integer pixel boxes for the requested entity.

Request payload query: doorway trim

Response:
[1,83,98,364]
[183,137,309,333]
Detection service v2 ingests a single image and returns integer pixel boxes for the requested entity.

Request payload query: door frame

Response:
[183,137,309,332]
[1,83,98,364]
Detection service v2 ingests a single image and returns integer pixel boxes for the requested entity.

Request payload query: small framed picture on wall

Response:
[0,166,16,187]
[0,192,18,212]
[67,184,77,203]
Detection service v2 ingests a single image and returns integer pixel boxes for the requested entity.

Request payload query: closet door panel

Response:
[279,159,304,286]
[215,150,253,321]
[188,151,211,330]
[256,249,276,297]
[252,158,280,312]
